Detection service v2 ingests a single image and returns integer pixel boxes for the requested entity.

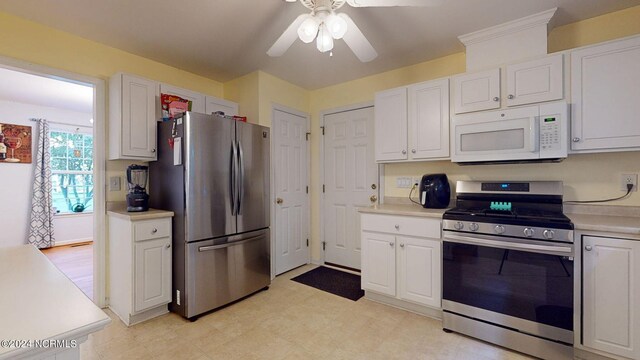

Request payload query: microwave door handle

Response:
[530,117,538,152]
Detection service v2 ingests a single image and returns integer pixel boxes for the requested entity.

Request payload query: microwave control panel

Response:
[540,116,560,151]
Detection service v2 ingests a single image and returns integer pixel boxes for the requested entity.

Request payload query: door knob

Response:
[585,245,592,251]
[370,195,378,203]
[276,198,283,205]
[508,94,514,99]
[371,184,377,190]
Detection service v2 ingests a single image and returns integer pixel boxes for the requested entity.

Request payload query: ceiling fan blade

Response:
[267,14,309,57]
[338,13,377,62]
[346,0,445,7]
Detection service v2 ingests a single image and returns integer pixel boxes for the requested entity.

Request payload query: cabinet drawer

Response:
[134,219,171,241]
[361,214,440,239]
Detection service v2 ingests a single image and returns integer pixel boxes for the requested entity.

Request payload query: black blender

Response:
[126,164,149,212]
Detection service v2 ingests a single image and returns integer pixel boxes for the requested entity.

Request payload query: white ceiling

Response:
[0,67,93,113]
[0,0,639,89]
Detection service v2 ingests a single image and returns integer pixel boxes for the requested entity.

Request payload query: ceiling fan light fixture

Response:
[297,16,319,43]
[316,24,334,52]
[325,13,348,39]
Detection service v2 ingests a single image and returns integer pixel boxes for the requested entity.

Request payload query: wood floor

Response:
[42,242,93,299]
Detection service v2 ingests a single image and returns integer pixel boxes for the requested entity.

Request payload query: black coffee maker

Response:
[126,164,149,212]
[419,173,450,209]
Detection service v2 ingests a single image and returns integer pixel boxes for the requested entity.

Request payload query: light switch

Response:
[109,176,121,191]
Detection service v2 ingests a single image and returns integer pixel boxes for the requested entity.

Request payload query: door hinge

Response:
[305,132,311,141]
[306,239,309,247]
[322,184,325,193]
[306,186,309,194]
[320,126,325,135]
[322,241,326,251]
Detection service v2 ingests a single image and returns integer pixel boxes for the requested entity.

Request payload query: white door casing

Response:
[323,107,377,270]
[273,108,309,275]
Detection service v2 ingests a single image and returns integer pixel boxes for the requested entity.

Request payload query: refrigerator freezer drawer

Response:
[186,228,270,318]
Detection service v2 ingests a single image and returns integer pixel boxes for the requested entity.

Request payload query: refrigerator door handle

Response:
[237,141,245,215]
[197,234,264,252]
[230,141,238,216]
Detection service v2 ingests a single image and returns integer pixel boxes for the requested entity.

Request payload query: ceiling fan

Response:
[267,0,446,62]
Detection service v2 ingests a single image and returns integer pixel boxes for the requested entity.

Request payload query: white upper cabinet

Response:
[408,78,450,160]
[205,96,239,116]
[375,87,408,161]
[374,78,450,162]
[453,54,565,114]
[159,83,205,113]
[453,68,500,114]
[506,54,563,107]
[109,73,159,160]
[570,35,640,152]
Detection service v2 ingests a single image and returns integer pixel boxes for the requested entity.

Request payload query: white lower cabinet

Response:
[582,235,640,359]
[361,213,441,309]
[108,212,173,326]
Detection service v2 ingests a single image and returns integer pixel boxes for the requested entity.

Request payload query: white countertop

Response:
[0,245,111,359]
[357,203,448,219]
[569,213,640,236]
[107,208,174,221]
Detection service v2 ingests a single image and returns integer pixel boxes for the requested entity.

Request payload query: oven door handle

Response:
[443,233,573,256]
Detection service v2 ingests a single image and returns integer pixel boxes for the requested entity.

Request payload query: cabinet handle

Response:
[151,149,156,153]
[507,94,514,99]
[400,243,405,248]
[572,137,581,143]
[394,224,400,230]
[401,150,407,155]
[166,243,171,249]
[493,97,500,102]
[151,228,158,234]
[389,242,394,247]
[585,245,592,251]
[411,149,416,154]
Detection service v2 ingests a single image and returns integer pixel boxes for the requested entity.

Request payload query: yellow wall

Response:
[306,5,640,262]
[224,71,260,124]
[0,11,226,201]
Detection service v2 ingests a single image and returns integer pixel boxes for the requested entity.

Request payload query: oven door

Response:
[451,105,539,163]
[442,232,574,344]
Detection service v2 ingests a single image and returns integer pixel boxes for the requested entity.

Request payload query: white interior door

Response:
[273,109,309,275]
[323,107,377,270]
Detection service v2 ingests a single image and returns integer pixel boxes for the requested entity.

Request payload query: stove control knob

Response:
[523,228,535,237]
[469,223,479,232]
[453,222,464,230]
[494,225,505,234]
[543,229,555,240]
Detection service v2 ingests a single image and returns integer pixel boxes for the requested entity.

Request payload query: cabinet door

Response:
[374,87,407,161]
[583,236,640,359]
[205,96,238,116]
[160,84,205,113]
[506,54,563,107]
[134,238,172,313]
[453,68,500,114]
[361,232,396,296]
[408,78,450,160]
[398,236,441,308]
[121,74,159,158]
[571,36,640,151]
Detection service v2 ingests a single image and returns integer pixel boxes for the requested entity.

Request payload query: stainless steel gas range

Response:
[442,181,574,360]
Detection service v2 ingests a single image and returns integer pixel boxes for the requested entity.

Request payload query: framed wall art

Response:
[0,123,32,164]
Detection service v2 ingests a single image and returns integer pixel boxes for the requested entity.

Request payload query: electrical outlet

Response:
[109,176,121,191]
[620,173,638,192]
[412,177,421,186]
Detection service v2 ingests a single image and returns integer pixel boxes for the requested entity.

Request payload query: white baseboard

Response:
[54,238,93,247]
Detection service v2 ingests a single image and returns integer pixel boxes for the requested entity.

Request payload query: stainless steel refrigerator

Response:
[149,112,270,319]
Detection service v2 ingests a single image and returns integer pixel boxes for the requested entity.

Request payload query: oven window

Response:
[443,241,573,331]
[460,128,525,152]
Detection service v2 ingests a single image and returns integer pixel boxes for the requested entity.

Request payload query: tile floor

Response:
[83,265,532,360]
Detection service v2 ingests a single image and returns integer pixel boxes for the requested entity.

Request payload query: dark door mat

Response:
[291,266,364,301]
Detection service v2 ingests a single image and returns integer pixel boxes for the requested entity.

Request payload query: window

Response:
[49,130,93,214]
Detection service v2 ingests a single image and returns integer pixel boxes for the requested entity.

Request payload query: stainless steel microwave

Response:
[450,101,568,164]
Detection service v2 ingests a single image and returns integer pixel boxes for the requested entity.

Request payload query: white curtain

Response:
[28,118,55,248]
